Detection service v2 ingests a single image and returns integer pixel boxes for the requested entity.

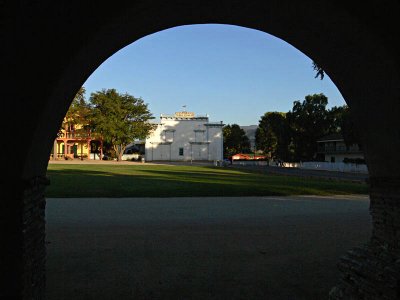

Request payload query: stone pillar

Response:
[330,177,400,299]
[52,139,57,160]
[1,176,49,299]
[63,140,67,159]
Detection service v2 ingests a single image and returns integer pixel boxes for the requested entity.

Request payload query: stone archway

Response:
[2,1,400,299]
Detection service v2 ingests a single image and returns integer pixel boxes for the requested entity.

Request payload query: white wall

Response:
[145,117,223,161]
[230,160,367,173]
[207,126,224,161]
[324,153,364,163]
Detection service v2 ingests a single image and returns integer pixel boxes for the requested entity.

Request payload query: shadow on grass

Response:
[45,165,368,198]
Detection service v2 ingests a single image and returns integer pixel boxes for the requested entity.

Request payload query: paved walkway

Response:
[45,195,371,300]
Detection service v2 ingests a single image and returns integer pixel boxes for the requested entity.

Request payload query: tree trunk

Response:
[100,139,103,160]
[114,144,126,162]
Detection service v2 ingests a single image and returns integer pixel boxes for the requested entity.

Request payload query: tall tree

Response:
[223,124,251,157]
[255,112,291,160]
[340,106,362,148]
[89,89,156,161]
[310,61,363,148]
[287,93,330,161]
[62,87,91,135]
[327,104,362,147]
[327,105,347,134]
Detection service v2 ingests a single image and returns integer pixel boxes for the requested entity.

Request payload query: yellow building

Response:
[50,119,101,160]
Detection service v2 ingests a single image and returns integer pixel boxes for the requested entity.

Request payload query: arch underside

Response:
[2,1,400,299]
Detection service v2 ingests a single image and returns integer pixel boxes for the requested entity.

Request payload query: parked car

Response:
[121,153,140,161]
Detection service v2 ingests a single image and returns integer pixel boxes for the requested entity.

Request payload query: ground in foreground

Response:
[46,195,371,300]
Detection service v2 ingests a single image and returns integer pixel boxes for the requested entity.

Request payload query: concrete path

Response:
[45,195,371,300]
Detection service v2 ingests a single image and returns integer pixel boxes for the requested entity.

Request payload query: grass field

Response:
[45,164,368,197]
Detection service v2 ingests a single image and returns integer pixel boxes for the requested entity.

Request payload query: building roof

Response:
[160,111,209,120]
[317,133,344,142]
[231,153,267,160]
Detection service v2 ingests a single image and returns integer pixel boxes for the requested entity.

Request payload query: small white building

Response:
[316,133,364,163]
[145,111,224,162]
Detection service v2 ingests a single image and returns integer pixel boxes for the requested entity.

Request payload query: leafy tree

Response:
[223,124,251,157]
[287,93,330,161]
[89,89,156,161]
[62,87,91,135]
[340,106,362,148]
[310,61,362,148]
[327,104,362,147]
[327,105,347,134]
[255,112,291,160]
[256,93,362,162]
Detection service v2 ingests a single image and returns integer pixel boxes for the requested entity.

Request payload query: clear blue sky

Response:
[83,24,346,126]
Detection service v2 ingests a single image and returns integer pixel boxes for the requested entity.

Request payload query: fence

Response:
[231,160,368,173]
[299,161,368,173]
[232,160,270,166]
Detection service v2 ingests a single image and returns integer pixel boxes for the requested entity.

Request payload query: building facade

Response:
[316,133,364,163]
[51,122,93,160]
[145,112,224,162]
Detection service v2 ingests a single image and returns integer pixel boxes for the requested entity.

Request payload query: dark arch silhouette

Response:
[2,1,400,299]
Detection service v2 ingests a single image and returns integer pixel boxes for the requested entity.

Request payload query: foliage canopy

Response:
[223,124,251,157]
[256,93,361,162]
[88,88,156,160]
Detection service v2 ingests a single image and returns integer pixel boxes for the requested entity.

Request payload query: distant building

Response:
[51,119,99,160]
[145,111,224,161]
[316,133,364,163]
[231,153,267,160]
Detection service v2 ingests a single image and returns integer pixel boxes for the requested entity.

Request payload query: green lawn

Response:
[45,164,368,198]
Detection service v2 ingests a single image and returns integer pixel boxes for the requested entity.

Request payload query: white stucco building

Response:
[145,111,224,162]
